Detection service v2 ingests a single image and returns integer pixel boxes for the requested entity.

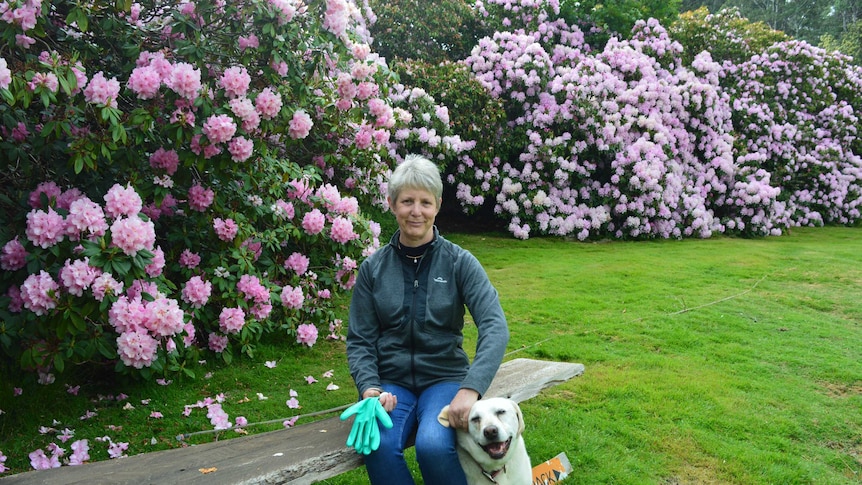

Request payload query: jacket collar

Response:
[388,226,440,250]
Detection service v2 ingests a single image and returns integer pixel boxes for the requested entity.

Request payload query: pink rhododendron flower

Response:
[288,109,313,139]
[202,114,237,144]
[68,439,89,466]
[326,383,340,391]
[28,181,62,209]
[283,417,298,428]
[296,323,318,347]
[219,307,246,334]
[265,360,277,368]
[109,296,149,334]
[0,57,10,89]
[356,81,377,100]
[20,271,59,316]
[272,199,295,219]
[255,87,282,119]
[116,331,158,369]
[179,249,201,268]
[237,274,269,303]
[209,333,227,353]
[235,416,248,427]
[168,62,201,100]
[28,72,58,92]
[1,237,27,271]
[284,252,309,275]
[149,411,163,419]
[145,246,165,277]
[104,184,143,218]
[149,148,179,175]
[228,136,254,162]
[66,196,108,239]
[206,403,231,430]
[56,187,84,210]
[229,97,261,132]
[91,273,123,301]
[322,0,349,37]
[83,71,120,108]
[305,375,317,384]
[280,285,304,309]
[28,449,60,470]
[59,258,99,297]
[182,276,212,308]
[107,441,129,459]
[188,184,214,211]
[110,216,155,256]
[25,207,65,248]
[12,121,29,142]
[219,66,251,98]
[145,297,185,337]
[301,209,325,235]
[127,279,158,300]
[127,65,161,99]
[213,218,238,241]
[238,34,259,50]
[329,216,358,244]
[271,60,288,76]
[269,0,297,22]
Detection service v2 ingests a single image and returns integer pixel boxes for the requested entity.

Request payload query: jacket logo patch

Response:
[433,277,448,283]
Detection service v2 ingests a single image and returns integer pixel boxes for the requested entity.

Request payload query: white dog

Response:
[438,397,532,485]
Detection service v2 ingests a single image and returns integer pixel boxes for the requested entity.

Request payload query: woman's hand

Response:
[362,388,398,412]
[445,388,480,430]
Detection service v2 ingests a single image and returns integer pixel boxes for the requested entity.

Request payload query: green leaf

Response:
[113,259,132,275]
[70,312,86,332]
[53,353,65,373]
[77,10,88,32]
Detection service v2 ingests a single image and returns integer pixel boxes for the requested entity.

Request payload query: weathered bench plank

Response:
[0,358,584,485]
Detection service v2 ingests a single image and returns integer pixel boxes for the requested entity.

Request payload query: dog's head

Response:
[438,397,525,462]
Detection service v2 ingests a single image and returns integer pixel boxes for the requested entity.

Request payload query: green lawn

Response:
[2,227,861,484]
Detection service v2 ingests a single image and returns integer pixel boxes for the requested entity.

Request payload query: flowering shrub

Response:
[722,41,862,226]
[0,0,463,381]
[453,0,862,238]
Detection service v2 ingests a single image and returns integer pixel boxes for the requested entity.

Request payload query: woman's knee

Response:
[414,431,456,460]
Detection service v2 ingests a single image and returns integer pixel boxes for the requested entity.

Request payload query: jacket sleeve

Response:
[346,259,382,397]
[456,250,509,396]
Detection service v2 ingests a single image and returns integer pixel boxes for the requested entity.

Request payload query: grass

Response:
[2,226,861,484]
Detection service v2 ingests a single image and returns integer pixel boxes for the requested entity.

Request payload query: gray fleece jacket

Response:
[347,228,509,397]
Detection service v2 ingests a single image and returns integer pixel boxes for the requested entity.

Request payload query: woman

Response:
[347,154,510,484]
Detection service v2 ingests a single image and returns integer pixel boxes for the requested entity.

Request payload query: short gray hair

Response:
[388,154,443,206]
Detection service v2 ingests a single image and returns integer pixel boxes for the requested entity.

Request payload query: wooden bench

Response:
[0,358,584,485]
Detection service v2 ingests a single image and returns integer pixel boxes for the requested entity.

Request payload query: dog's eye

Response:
[471,416,481,424]
[495,409,506,416]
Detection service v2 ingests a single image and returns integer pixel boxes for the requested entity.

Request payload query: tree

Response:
[669,7,788,65]
[821,19,862,64]
[559,0,682,47]
[367,0,492,63]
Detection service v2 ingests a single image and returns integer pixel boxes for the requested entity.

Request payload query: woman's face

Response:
[389,187,440,246]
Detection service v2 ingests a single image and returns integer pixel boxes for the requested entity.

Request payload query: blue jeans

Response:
[363,381,467,485]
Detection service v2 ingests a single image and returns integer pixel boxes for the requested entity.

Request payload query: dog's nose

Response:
[483,426,499,440]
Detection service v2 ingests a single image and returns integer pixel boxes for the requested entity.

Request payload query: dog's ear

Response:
[512,400,525,435]
[437,405,451,428]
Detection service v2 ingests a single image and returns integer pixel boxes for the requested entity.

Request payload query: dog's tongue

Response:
[484,441,508,459]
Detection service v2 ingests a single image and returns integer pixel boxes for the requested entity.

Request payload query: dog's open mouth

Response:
[480,437,512,460]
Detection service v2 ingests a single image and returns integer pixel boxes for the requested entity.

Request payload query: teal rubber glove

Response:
[340,396,393,455]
